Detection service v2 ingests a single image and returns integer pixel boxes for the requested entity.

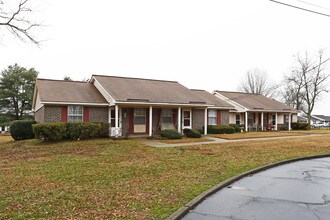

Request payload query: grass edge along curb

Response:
[167,153,330,220]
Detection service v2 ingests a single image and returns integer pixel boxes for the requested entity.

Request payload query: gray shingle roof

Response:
[191,89,234,109]
[36,79,108,104]
[216,91,296,112]
[93,75,209,105]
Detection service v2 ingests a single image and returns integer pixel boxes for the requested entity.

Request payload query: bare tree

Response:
[238,68,278,98]
[0,0,41,44]
[284,50,330,124]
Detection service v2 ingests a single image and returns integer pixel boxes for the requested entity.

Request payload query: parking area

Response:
[182,157,330,220]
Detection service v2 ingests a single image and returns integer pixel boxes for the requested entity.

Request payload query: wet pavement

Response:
[182,157,330,220]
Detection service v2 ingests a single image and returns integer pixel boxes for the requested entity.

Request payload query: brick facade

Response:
[34,106,45,123]
[89,107,108,122]
[121,108,130,136]
[192,109,204,130]
[44,106,62,123]
[220,110,229,125]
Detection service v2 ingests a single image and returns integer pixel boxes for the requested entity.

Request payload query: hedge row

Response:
[291,122,310,130]
[229,124,241,133]
[207,125,235,134]
[33,122,109,141]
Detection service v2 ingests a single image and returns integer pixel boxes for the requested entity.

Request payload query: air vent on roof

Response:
[253,107,264,110]
[283,108,292,110]
[127,99,150,102]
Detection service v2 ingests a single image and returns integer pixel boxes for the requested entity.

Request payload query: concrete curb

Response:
[167,153,330,220]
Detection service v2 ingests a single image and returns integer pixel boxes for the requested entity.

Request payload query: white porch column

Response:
[178,107,181,133]
[204,108,208,135]
[275,112,278,131]
[149,106,153,136]
[261,112,264,131]
[288,113,291,130]
[115,104,119,137]
[245,112,248,132]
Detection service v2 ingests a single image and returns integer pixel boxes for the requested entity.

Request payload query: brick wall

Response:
[44,106,62,122]
[89,107,108,122]
[220,110,229,125]
[121,108,130,136]
[192,109,204,130]
[34,106,45,123]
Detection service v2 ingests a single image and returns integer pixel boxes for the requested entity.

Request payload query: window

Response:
[183,110,191,127]
[134,108,146,125]
[208,110,217,125]
[248,113,254,126]
[162,109,172,123]
[284,115,289,125]
[68,106,83,122]
[272,114,276,125]
[236,114,240,125]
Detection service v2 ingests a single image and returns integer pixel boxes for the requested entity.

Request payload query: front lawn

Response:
[1,135,330,219]
[210,130,330,140]
[0,135,12,143]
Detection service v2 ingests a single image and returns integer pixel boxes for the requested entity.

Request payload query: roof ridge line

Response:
[37,78,87,83]
[92,74,178,83]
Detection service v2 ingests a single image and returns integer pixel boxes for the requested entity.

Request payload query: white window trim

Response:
[182,109,192,129]
[68,106,83,122]
[208,109,217,126]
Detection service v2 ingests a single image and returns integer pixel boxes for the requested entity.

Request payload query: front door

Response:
[182,109,192,129]
[134,108,146,133]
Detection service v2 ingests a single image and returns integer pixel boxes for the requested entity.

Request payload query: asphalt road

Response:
[182,157,330,220]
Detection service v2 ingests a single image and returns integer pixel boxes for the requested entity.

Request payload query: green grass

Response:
[1,135,330,219]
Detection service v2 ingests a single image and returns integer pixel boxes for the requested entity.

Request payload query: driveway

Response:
[181,157,330,220]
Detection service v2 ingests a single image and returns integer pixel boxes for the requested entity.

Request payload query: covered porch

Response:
[108,104,209,137]
[234,111,293,132]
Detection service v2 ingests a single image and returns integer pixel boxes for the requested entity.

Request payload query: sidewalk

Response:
[138,134,330,148]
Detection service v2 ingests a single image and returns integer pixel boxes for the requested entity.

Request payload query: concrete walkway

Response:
[181,157,330,220]
[138,134,330,148]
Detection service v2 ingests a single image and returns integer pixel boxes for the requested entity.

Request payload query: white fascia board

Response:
[41,101,109,106]
[212,92,249,112]
[207,106,236,110]
[114,101,212,107]
[247,109,297,113]
[92,77,116,105]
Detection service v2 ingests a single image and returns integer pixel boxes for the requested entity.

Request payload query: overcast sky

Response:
[1,0,330,114]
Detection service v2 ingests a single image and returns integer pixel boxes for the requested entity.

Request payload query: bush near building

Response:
[183,128,202,138]
[10,120,36,141]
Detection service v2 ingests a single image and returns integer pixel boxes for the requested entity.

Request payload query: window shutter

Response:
[217,110,221,125]
[62,106,68,122]
[83,107,89,122]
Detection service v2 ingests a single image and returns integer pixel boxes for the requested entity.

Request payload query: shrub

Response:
[160,129,182,139]
[229,124,241,133]
[291,122,310,130]
[10,120,36,141]
[33,122,106,141]
[67,123,101,140]
[207,125,235,134]
[99,123,110,138]
[33,122,68,141]
[183,128,201,138]
[278,124,288,131]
